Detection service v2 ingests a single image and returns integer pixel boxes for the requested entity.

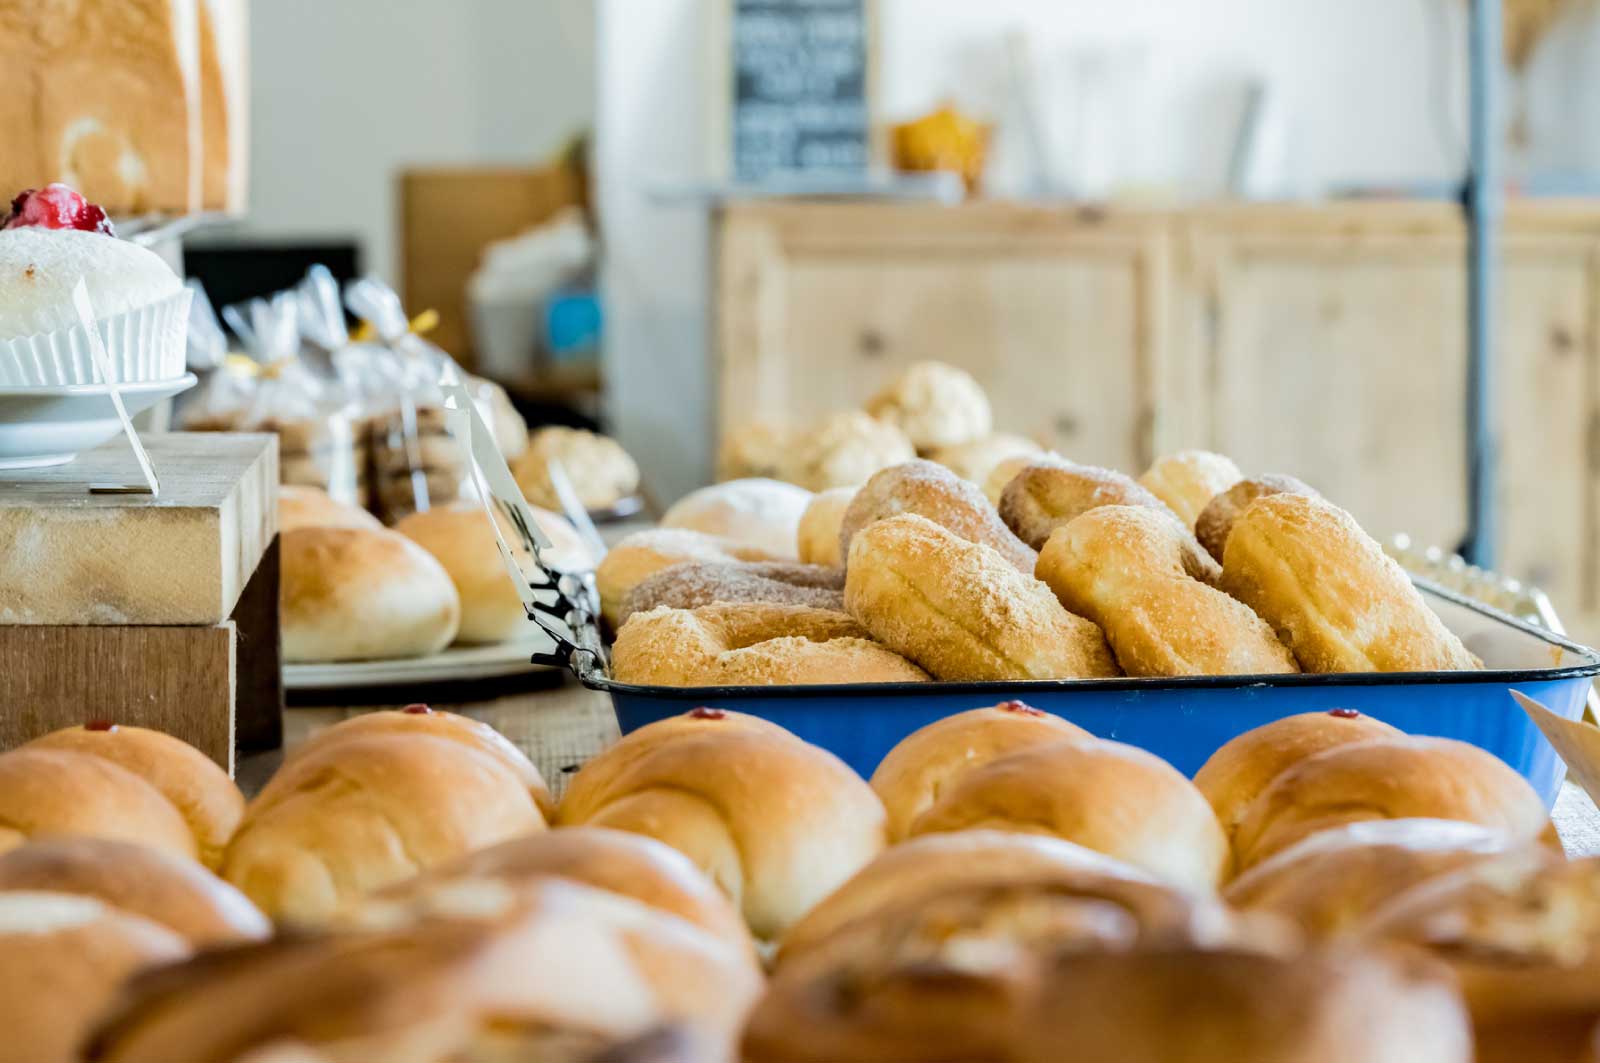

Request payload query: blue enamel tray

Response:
[574,581,1600,805]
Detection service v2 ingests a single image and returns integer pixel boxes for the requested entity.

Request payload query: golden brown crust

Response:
[0,748,196,862]
[1196,474,1318,562]
[999,459,1177,550]
[981,451,1059,507]
[513,427,640,510]
[1137,450,1243,528]
[556,709,888,939]
[781,412,917,491]
[618,561,845,626]
[25,724,244,870]
[596,528,780,629]
[863,361,992,450]
[839,460,1036,574]
[1194,710,1404,841]
[1232,737,1551,871]
[869,704,1093,840]
[925,433,1042,486]
[844,514,1118,681]
[796,486,855,567]
[276,484,381,533]
[1035,506,1296,677]
[907,738,1231,890]
[1221,494,1478,672]
[611,603,929,687]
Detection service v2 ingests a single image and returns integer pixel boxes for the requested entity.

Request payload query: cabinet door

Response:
[717,204,1168,473]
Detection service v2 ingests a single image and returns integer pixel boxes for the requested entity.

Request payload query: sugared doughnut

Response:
[838,460,1036,574]
[998,459,1176,550]
[797,486,855,567]
[596,528,781,629]
[618,561,845,624]
[1196,474,1318,562]
[782,412,916,491]
[1034,506,1296,677]
[844,514,1118,681]
[925,433,1041,486]
[1137,449,1243,528]
[660,478,814,559]
[980,450,1061,506]
[611,603,930,687]
[864,361,992,450]
[1221,493,1478,672]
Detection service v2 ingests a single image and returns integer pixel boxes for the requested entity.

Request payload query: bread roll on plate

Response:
[864,360,992,450]
[0,748,196,862]
[838,459,1036,574]
[276,484,380,533]
[1137,449,1243,528]
[280,526,461,662]
[557,708,887,940]
[870,702,1092,841]
[795,486,854,567]
[661,478,813,559]
[596,528,779,629]
[1221,493,1478,672]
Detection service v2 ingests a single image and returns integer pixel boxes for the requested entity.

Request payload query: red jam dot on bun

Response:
[84,720,117,732]
[1327,708,1362,719]
[996,700,1046,716]
[688,707,727,720]
[401,704,433,715]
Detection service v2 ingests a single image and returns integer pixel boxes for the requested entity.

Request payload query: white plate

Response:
[0,374,197,469]
[284,632,560,690]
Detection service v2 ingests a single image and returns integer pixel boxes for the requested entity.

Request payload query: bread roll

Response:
[1221,493,1478,672]
[838,459,1036,574]
[557,709,887,940]
[1194,710,1403,840]
[25,723,243,869]
[1232,737,1551,871]
[618,561,845,625]
[864,361,992,449]
[844,514,1118,681]
[596,528,779,630]
[514,426,640,511]
[981,450,1060,506]
[0,891,190,1063]
[1137,449,1243,528]
[280,526,461,662]
[0,837,267,947]
[795,486,854,567]
[870,703,1092,840]
[1223,819,1523,938]
[999,459,1176,550]
[907,738,1231,890]
[926,433,1042,486]
[395,501,593,644]
[781,411,916,491]
[285,705,555,820]
[277,484,380,533]
[224,734,546,924]
[0,748,195,862]
[660,479,813,560]
[1195,474,1318,562]
[717,420,795,482]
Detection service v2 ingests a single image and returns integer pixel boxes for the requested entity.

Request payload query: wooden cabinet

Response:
[715,200,1600,643]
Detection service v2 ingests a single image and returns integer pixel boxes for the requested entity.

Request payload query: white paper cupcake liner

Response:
[0,288,193,386]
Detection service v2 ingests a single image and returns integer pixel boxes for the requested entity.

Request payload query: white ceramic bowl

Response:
[0,374,196,469]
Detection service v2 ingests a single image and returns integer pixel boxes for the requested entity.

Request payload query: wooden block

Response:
[0,623,236,772]
[0,433,277,625]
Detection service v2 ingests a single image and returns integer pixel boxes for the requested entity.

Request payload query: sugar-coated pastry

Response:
[611,603,929,687]
[982,450,1060,506]
[795,486,855,567]
[557,709,887,939]
[925,432,1042,486]
[718,419,796,482]
[1221,493,1478,672]
[998,458,1177,550]
[781,411,916,491]
[838,459,1036,574]
[1196,474,1318,562]
[1137,449,1243,528]
[1194,709,1404,840]
[512,426,640,511]
[907,738,1231,890]
[864,360,992,449]
[596,528,780,629]
[869,703,1093,840]
[618,560,845,625]
[1035,506,1295,677]
[844,514,1118,681]
[660,478,814,559]
[1232,736,1551,871]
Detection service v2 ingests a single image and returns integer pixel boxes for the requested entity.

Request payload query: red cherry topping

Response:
[1327,708,1362,719]
[996,700,1045,716]
[85,720,117,732]
[401,703,433,715]
[688,707,727,720]
[2,184,115,235]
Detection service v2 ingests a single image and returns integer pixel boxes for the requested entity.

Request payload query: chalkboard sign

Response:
[730,0,873,183]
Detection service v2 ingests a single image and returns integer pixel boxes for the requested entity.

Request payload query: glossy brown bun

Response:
[1014,946,1472,1063]
[998,459,1177,550]
[838,459,1036,575]
[1137,449,1243,529]
[277,484,381,533]
[864,361,992,450]
[556,709,887,940]
[1195,474,1318,562]
[1232,737,1552,871]
[869,703,1092,840]
[1194,710,1404,841]
[1223,818,1521,938]
[224,734,546,925]
[781,411,917,492]
[280,526,461,662]
[0,748,195,862]
[284,706,555,821]
[908,739,1231,890]
[371,826,753,957]
[660,478,814,560]
[0,837,268,947]
[596,528,780,630]
[0,891,189,1063]
[926,433,1043,487]
[87,878,760,1063]
[795,486,855,567]
[26,724,244,869]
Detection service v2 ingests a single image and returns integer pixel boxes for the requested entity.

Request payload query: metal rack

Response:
[1463,0,1502,566]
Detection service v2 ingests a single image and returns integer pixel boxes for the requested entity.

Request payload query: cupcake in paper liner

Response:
[0,185,192,386]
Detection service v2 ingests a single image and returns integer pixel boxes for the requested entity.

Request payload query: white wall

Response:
[240,0,595,281]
